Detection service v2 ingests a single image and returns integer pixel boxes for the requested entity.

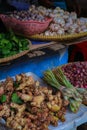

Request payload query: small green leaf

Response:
[2,49,10,55]
[13,81,20,88]
[0,95,7,103]
[11,93,23,104]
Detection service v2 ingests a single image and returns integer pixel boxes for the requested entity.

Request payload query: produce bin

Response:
[0,48,68,80]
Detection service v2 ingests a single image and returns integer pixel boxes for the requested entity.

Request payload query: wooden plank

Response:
[30,37,87,51]
[30,41,60,51]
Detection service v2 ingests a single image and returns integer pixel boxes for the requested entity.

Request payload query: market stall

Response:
[0,1,87,130]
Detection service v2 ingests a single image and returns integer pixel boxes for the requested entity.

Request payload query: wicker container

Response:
[28,32,87,41]
[0,14,52,36]
[0,40,31,64]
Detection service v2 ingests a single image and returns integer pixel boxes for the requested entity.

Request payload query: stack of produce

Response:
[61,62,87,88]
[9,5,48,22]
[61,62,87,104]
[40,7,87,35]
[0,5,52,36]
[8,5,87,36]
[0,73,68,130]
[44,68,83,113]
[0,31,29,58]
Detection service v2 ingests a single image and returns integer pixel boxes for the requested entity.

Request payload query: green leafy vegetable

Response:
[0,31,29,58]
[0,95,7,103]
[11,93,23,104]
[13,81,20,88]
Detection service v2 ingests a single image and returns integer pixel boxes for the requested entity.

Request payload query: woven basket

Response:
[0,14,52,36]
[0,40,31,63]
[28,32,87,41]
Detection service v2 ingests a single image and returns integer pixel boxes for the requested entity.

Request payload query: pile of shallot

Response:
[61,62,87,88]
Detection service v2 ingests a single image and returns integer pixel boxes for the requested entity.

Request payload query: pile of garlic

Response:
[37,6,87,36]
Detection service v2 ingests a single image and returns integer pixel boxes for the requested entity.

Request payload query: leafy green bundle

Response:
[0,31,29,58]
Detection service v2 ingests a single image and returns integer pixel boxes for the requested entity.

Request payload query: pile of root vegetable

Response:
[0,74,68,130]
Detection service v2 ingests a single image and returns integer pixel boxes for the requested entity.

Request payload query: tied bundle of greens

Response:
[44,68,82,113]
[0,31,29,58]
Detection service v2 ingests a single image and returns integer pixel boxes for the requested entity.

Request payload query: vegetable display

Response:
[0,31,29,58]
[61,62,87,105]
[40,7,87,35]
[44,68,82,113]
[0,74,68,130]
[7,5,87,36]
[9,5,47,22]
[61,62,87,88]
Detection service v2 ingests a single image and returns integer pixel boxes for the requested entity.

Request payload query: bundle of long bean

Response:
[44,68,82,113]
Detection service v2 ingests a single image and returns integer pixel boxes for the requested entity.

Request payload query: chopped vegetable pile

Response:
[0,31,29,58]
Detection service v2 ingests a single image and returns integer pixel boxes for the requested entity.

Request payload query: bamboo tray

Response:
[28,32,87,41]
[0,40,31,64]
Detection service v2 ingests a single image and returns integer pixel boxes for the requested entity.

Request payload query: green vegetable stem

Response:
[44,68,82,113]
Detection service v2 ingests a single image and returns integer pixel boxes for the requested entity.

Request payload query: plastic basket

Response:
[8,0,30,10]
[0,14,52,36]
